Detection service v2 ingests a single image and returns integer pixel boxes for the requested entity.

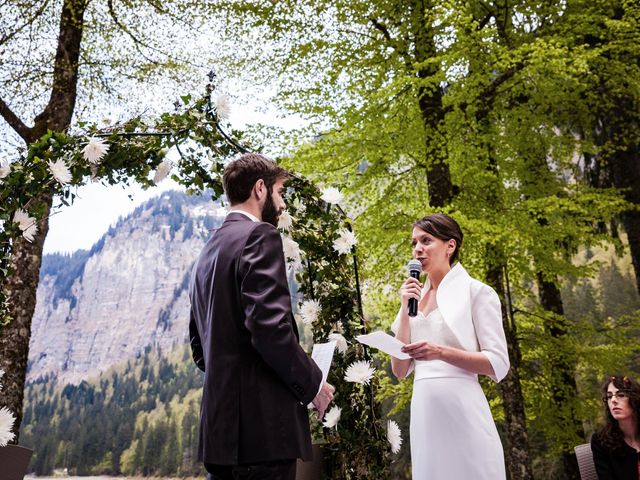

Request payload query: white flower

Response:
[328,332,348,354]
[153,159,172,184]
[48,159,72,185]
[299,299,321,325]
[0,161,10,179]
[22,224,38,242]
[13,209,38,243]
[344,360,375,385]
[387,420,402,454]
[82,137,109,164]
[320,187,342,205]
[277,210,293,230]
[323,406,342,429]
[333,228,357,255]
[0,406,15,447]
[282,235,302,270]
[215,95,231,120]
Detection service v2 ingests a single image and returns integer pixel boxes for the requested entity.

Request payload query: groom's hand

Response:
[312,382,335,419]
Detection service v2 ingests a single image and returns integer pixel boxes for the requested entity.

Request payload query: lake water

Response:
[25,477,115,480]
[26,477,129,480]
[24,477,196,480]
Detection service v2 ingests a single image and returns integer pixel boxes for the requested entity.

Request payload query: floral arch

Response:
[0,75,399,478]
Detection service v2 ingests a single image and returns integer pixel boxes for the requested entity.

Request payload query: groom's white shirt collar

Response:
[228,208,259,223]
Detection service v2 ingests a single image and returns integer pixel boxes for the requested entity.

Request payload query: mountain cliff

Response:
[28,190,226,385]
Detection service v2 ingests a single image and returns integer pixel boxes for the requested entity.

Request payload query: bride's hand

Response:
[399,277,422,305]
[401,341,443,360]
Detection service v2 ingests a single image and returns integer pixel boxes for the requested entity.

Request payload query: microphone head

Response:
[407,259,422,275]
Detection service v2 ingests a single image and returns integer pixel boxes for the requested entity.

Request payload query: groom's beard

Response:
[261,191,281,227]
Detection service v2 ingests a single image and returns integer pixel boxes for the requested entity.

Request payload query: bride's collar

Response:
[425,262,466,293]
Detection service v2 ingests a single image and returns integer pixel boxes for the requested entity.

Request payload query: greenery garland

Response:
[0,75,397,475]
[282,178,394,477]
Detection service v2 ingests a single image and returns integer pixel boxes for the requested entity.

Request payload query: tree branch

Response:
[106,0,201,71]
[369,17,412,70]
[142,0,167,14]
[107,0,184,66]
[0,0,50,48]
[0,96,32,140]
[450,62,524,120]
[369,17,393,44]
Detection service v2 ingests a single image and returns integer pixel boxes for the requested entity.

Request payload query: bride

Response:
[391,213,509,479]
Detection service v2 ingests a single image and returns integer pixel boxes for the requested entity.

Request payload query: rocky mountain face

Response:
[28,190,226,385]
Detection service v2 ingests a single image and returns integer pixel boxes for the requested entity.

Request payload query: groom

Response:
[189,153,334,480]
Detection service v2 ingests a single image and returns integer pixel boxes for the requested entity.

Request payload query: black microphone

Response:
[407,259,422,317]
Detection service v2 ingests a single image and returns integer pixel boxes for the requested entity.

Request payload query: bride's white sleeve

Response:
[470,281,510,382]
[390,306,403,335]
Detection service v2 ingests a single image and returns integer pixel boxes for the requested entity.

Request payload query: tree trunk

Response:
[608,137,640,294]
[486,248,535,480]
[411,0,453,208]
[0,193,53,443]
[32,0,86,139]
[0,0,86,443]
[536,273,583,480]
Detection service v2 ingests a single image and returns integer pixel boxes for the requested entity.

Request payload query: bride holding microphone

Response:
[391,213,510,479]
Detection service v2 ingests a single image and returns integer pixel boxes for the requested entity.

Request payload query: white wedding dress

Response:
[393,308,506,480]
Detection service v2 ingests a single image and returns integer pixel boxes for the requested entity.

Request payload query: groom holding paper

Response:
[189,153,334,480]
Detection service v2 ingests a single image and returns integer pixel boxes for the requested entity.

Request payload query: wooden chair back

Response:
[574,443,598,480]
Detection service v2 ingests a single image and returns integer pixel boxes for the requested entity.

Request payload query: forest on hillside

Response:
[22,346,205,477]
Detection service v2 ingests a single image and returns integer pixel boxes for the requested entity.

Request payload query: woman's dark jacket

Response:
[591,432,640,480]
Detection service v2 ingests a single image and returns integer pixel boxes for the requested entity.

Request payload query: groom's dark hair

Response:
[223,153,288,205]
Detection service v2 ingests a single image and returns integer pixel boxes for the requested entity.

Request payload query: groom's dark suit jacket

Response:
[189,212,322,465]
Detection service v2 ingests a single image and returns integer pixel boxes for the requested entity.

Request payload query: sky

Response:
[43,180,183,254]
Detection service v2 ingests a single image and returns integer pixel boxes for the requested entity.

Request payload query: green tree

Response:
[566,0,640,292]
[119,439,139,476]
[161,419,180,475]
[206,1,636,478]
[599,260,640,319]
[180,401,200,475]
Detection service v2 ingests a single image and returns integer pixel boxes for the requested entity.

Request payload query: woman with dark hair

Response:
[390,213,509,479]
[591,375,640,479]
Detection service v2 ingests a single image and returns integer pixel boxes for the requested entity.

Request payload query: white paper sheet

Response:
[311,340,337,384]
[355,331,411,360]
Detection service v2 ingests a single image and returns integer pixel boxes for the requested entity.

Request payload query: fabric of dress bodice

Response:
[410,308,477,381]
